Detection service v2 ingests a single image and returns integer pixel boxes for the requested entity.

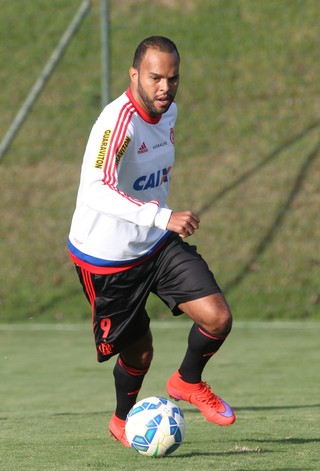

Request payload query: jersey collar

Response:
[126,88,161,124]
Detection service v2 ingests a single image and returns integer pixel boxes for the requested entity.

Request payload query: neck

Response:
[126,88,161,124]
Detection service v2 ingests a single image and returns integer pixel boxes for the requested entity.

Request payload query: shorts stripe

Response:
[81,268,96,307]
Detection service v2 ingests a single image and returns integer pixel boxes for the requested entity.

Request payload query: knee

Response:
[202,295,233,337]
[215,306,232,337]
[139,345,154,369]
[139,330,154,368]
[121,333,154,370]
[121,347,153,370]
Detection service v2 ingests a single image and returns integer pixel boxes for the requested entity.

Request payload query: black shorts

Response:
[75,233,221,362]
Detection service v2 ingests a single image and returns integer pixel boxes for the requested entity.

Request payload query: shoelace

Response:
[194,382,223,408]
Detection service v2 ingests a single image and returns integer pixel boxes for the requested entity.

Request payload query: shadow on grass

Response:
[171,448,273,459]
[27,120,320,317]
[197,120,320,294]
[49,402,320,415]
[51,411,103,417]
[242,437,320,445]
[18,286,80,319]
[198,120,320,215]
[174,434,318,465]
[234,403,320,411]
[182,403,320,413]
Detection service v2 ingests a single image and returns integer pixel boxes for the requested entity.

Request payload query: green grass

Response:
[0,0,320,321]
[1,320,319,470]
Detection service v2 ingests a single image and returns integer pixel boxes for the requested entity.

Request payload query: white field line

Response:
[0,320,319,332]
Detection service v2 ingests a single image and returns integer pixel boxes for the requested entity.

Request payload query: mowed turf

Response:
[0,0,320,322]
[1,320,319,471]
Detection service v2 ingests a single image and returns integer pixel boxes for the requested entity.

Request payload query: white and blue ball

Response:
[125,396,186,457]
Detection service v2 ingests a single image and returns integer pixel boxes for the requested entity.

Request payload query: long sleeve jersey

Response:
[68,88,177,273]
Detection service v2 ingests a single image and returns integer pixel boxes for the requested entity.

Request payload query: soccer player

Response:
[68,36,235,447]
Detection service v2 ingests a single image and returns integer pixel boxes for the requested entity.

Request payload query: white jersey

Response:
[68,88,177,273]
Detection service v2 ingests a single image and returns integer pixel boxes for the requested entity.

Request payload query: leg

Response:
[109,329,153,446]
[75,265,155,446]
[113,328,153,419]
[166,293,236,425]
[178,292,232,382]
[151,235,235,425]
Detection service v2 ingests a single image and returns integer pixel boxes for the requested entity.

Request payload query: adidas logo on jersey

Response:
[138,142,148,154]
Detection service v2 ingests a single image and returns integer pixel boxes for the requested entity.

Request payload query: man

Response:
[68,36,235,447]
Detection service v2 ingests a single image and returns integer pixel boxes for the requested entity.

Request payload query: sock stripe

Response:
[202,351,217,357]
[128,388,141,396]
[118,356,149,376]
[198,327,227,340]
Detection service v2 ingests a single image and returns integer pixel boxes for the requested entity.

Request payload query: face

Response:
[130,48,180,118]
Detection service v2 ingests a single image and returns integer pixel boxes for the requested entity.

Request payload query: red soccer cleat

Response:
[109,413,131,447]
[166,371,236,426]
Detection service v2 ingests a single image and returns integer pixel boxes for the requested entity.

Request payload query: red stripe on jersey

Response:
[101,100,145,208]
[109,184,144,208]
[102,101,135,186]
[149,200,160,207]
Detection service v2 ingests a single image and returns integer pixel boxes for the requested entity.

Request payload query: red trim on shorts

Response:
[69,236,169,275]
[69,251,136,274]
[79,268,96,339]
[80,268,96,306]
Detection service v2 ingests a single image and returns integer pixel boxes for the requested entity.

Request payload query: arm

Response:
[80,104,172,229]
[167,211,200,238]
[84,174,167,228]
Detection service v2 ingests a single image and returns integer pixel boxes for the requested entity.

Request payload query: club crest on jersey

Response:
[170,127,174,144]
[133,166,172,191]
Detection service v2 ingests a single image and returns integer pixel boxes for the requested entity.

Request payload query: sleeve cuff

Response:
[154,208,172,230]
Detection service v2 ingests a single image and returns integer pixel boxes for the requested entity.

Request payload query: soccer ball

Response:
[125,396,186,457]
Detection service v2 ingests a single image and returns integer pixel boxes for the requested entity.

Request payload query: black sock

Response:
[178,323,227,383]
[113,355,149,420]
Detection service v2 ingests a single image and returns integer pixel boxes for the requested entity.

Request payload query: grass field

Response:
[0,0,319,322]
[1,320,319,470]
[1,3,319,469]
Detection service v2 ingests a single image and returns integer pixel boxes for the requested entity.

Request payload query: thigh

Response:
[153,235,221,315]
[76,265,152,362]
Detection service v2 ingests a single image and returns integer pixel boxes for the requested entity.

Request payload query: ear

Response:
[129,66,138,83]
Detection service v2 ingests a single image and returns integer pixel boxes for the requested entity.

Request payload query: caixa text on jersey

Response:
[133,166,172,191]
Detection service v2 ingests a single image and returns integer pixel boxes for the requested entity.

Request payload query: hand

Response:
[167,211,200,238]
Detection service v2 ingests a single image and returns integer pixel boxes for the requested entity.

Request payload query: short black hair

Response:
[132,36,180,69]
